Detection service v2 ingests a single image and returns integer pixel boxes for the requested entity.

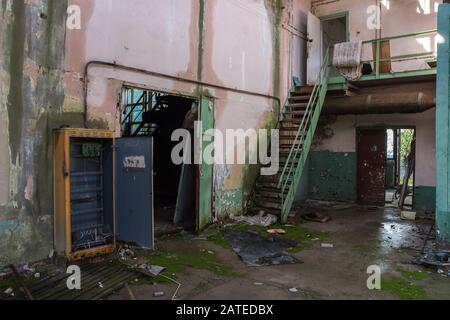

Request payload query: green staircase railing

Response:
[278,49,330,222]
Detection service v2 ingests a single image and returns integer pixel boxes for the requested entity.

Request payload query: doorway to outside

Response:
[120,87,199,237]
[357,127,416,209]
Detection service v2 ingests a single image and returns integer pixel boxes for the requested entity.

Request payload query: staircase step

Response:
[285,103,308,110]
[252,199,282,210]
[292,86,315,95]
[247,206,281,216]
[284,110,307,116]
[289,95,311,103]
[281,119,303,125]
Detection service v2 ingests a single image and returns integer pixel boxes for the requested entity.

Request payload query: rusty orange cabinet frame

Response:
[53,128,116,261]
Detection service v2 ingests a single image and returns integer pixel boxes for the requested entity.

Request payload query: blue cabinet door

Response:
[116,137,154,248]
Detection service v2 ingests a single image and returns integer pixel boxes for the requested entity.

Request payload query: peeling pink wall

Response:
[65,0,312,216]
[314,0,441,72]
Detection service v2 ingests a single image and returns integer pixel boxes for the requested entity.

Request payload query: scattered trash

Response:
[224,231,300,267]
[118,246,136,261]
[34,273,41,279]
[48,250,55,259]
[154,291,165,298]
[267,229,287,235]
[233,212,278,227]
[302,212,331,223]
[311,238,320,241]
[438,269,444,275]
[321,243,334,248]
[4,288,14,296]
[207,251,215,255]
[254,282,264,286]
[147,265,166,276]
[401,211,417,221]
[289,288,299,293]
[98,282,104,288]
[10,264,34,300]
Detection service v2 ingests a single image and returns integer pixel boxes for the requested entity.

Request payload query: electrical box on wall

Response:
[53,128,116,261]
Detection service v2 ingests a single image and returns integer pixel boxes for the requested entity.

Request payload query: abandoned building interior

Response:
[0,0,450,300]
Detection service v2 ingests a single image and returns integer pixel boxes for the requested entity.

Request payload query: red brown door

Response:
[357,129,387,206]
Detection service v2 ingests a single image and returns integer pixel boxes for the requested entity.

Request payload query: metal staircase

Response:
[249,50,330,223]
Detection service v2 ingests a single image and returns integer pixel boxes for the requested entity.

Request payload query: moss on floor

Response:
[381,277,428,300]
[206,223,331,253]
[401,270,428,281]
[133,248,241,285]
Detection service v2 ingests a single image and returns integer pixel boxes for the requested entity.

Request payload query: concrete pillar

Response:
[436,4,450,243]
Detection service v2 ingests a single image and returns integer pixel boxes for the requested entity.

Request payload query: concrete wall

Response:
[314,0,441,72]
[307,107,436,209]
[0,0,71,266]
[0,0,312,265]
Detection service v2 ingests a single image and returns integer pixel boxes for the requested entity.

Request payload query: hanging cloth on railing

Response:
[332,41,363,81]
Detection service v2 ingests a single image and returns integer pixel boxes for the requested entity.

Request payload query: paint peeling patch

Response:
[215,189,243,219]
[24,175,33,201]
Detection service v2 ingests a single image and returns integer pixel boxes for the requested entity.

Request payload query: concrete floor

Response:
[111,203,450,300]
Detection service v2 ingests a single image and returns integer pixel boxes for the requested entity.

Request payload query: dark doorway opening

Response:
[121,87,198,236]
[357,127,416,208]
[321,13,348,77]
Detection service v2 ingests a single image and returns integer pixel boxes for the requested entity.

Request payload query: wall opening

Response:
[120,87,198,236]
[321,13,348,77]
[357,127,416,208]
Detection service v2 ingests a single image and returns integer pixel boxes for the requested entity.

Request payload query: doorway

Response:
[357,127,416,208]
[120,87,200,237]
[321,12,348,77]
[385,128,416,209]
[307,11,349,84]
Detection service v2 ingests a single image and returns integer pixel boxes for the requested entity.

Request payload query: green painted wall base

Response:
[308,151,357,202]
[413,186,436,211]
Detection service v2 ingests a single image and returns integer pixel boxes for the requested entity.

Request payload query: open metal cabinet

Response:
[53,129,154,261]
[53,129,116,260]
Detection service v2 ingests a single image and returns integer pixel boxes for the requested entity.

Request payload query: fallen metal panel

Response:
[224,231,300,267]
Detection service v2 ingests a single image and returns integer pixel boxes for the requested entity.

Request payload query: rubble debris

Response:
[4,288,14,296]
[154,291,165,298]
[147,265,166,276]
[267,229,287,235]
[401,211,417,221]
[321,243,334,248]
[233,212,278,227]
[10,264,34,300]
[302,212,332,223]
[415,252,450,269]
[223,231,300,267]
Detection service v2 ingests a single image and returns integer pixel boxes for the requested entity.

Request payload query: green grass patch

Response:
[206,223,331,253]
[401,270,428,281]
[134,249,241,285]
[381,277,428,300]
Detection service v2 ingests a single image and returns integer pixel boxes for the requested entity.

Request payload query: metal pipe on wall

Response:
[323,92,436,114]
[83,61,281,128]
